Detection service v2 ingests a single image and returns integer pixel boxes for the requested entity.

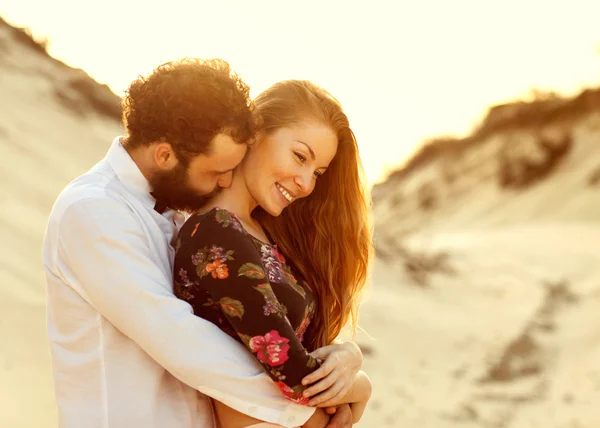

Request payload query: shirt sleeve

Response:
[54,197,315,427]
[175,211,320,404]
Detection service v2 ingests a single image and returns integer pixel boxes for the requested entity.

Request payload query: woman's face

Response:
[241,120,338,216]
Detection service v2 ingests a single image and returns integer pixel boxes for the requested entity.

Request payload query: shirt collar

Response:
[106,136,156,210]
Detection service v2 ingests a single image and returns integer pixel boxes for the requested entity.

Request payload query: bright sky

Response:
[2,0,600,184]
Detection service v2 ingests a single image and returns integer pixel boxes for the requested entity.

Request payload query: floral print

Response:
[254,283,288,317]
[276,381,310,405]
[174,268,196,301]
[260,244,286,283]
[295,301,315,342]
[214,208,244,233]
[249,330,291,366]
[173,208,319,404]
[177,268,196,288]
[189,245,235,280]
[205,259,229,279]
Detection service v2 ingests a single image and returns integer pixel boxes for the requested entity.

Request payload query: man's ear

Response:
[248,131,264,148]
[153,142,178,170]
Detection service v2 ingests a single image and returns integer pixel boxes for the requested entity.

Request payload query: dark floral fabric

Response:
[174,208,319,404]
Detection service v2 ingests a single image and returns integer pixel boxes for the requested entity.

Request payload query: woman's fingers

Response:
[302,357,336,386]
[303,367,337,398]
[316,382,350,408]
[309,344,335,360]
[309,380,344,407]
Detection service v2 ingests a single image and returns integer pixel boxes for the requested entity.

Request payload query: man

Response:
[43,58,352,427]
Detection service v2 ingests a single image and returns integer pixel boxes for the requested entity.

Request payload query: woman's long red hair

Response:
[253,80,372,350]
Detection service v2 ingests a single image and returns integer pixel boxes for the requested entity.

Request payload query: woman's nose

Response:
[293,172,313,195]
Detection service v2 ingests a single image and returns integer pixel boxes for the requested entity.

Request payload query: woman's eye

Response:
[294,152,306,163]
[313,171,322,179]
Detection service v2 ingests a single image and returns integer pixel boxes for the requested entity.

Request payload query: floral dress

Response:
[173,208,319,404]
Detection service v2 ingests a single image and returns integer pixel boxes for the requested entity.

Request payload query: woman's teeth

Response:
[276,183,293,202]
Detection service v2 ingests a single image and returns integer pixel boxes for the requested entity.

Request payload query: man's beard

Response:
[149,163,219,214]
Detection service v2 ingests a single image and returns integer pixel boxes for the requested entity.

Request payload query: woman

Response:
[174,80,372,427]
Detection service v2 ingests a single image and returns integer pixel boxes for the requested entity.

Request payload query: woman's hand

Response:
[322,372,372,423]
[300,341,363,406]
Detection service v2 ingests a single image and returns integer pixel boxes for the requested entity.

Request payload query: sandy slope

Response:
[0,20,121,427]
[360,94,600,426]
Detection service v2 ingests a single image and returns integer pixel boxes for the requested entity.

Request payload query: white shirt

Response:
[43,137,314,428]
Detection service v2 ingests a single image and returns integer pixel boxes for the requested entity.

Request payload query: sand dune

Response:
[359,224,600,427]
[0,19,121,427]
[364,88,600,427]
[3,15,600,428]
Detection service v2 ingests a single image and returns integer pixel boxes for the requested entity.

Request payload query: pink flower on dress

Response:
[275,381,310,405]
[249,330,290,366]
[272,247,286,264]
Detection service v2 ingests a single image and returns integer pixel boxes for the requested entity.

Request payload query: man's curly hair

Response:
[121,58,255,162]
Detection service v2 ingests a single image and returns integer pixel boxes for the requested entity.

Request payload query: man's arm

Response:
[53,197,314,427]
[302,408,330,428]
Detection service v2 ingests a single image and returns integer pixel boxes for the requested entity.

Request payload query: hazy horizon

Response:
[2,0,600,184]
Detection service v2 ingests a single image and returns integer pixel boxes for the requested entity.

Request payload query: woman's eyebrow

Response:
[295,140,315,160]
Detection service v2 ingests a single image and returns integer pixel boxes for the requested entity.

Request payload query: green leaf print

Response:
[254,284,288,317]
[238,263,265,279]
[238,333,253,346]
[215,209,233,226]
[279,270,307,299]
[286,279,307,299]
[203,297,217,308]
[219,297,245,319]
[291,384,305,395]
[196,262,210,279]
[306,356,318,369]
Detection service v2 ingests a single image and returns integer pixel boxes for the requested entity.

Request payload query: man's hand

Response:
[326,404,353,428]
[302,408,330,428]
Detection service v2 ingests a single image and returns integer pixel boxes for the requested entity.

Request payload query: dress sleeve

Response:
[175,210,320,405]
